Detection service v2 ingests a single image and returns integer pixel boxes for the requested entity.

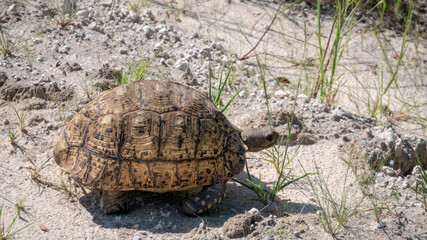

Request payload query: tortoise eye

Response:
[266,134,273,141]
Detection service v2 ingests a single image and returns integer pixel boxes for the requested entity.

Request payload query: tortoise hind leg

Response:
[181,183,227,216]
[100,190,129,214]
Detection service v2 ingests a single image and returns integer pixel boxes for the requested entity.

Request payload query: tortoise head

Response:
[241,128,279,152]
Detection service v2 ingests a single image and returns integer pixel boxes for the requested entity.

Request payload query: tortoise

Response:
[53,80,278,215]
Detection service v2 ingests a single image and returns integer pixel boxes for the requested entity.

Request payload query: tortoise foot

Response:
[181,183,227,216]
[100,190,129,214]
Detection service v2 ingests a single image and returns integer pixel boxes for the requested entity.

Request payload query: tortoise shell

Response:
[53,80,246,192]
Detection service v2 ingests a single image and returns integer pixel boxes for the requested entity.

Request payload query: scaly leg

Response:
[100,190,129,214]
[181,183,227,215]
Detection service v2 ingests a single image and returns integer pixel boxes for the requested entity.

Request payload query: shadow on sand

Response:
[79,172,319,234]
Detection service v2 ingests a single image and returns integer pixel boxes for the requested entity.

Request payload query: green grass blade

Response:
[208,62,212,100]
[221,89,241,113]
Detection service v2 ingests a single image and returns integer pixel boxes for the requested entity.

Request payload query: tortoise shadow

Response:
[79,172,318,234]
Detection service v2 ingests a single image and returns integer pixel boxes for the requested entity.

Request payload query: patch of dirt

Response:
[0,72,73,101]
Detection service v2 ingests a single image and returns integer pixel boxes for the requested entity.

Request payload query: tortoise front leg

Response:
[100,190,129,214]
[181,183,227,215]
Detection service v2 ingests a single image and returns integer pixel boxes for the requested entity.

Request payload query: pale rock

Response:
[119,47,128,55]
[6,4,17,15]
[129,13,141,23]
[238,90,246,97]
[200,47,212,59]
[76,9,89,17]
[40,74,50,82]
[143,26,155,39]
[315,113,325,119]
[100,0,113,7]
[278,100,287,106]
[274,90,288,99]
[319,104,328,112]
[153,41,163,51]
[376,173,388,187]
[248,208,260,217]
[169,32,180,42]
[382,166,395,176]
[412,165,422,176]
[158,28,168,36]
[37,56,45,62]
[332,107,352,120]
[120,8,129,18]
[298,94,309,103]
[33,38,43,44]
[211,42,224,51]
[88,22,104,33]
[58,45,71,54]
[143,10,155,21]
[174,59,188,71]
[401,180,409,188]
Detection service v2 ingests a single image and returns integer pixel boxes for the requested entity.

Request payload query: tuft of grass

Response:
[8,123,18,145]
[343,0,415,123]
[311,0,364,106]
[207,62,241,113]
[79,79,95,100]
[56,100,72,126]
[0,26,27,57]
[233,160,308,206]
[13,107,27,133]
[301,148,365,238]
[38,0,77,28]
[361,0,413,120]
[126,0,151,14]
[402,100,427,132]
[311,166,362,237]
[54,0,77,28]
[262,131,295,175]
[0,198,36,239]
[56,175,78,196]
[233,119,309,206]
[166,1,181,22]
[114,57,148,86]
[24,45,35,68]
[344,149,388,223]
[255,53,272,126]
[22,157,52,183]
[14,197,26,218]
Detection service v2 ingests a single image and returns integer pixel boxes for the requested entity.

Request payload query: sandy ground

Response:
[0,0,426,239]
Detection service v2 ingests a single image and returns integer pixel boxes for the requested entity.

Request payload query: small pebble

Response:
[266,235,274,240]
[274,90,288,99]
[377,221,386,229]
[248,208,260,217]
[174,59,188,71]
